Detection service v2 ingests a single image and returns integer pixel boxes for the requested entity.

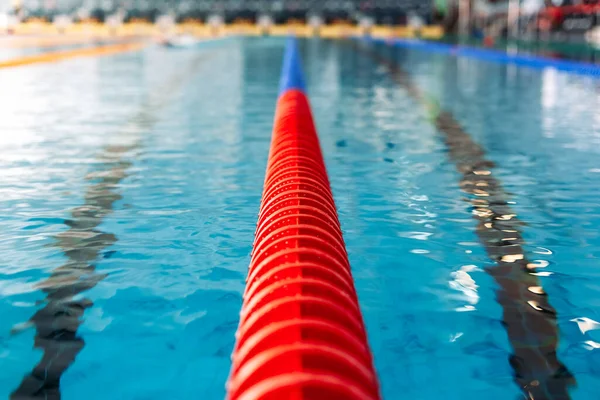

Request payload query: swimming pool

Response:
[0,37,599,399]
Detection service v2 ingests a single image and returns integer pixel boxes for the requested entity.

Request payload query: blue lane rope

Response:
[279,37,307,95]
[364,37,600,78]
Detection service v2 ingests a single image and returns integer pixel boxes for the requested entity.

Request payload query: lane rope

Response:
[226,38,381,400]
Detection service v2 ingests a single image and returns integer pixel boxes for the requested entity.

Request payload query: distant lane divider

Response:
[0,36,139,49]
[0,42,146,69]
[364,37,600,78]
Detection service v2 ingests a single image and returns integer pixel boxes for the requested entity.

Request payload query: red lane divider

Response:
[227,80,380,400]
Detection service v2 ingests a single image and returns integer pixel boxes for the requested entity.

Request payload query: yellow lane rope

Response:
[0,41,146,69]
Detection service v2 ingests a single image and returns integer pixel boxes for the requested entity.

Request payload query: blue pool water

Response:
[0,37,599,399]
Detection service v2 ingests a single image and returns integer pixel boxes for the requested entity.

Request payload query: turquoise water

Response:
[0,38,599,399]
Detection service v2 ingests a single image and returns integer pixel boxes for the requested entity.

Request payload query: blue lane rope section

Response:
[279,37,307,94]
[363,37,600,78]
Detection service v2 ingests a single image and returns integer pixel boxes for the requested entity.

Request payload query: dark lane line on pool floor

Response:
[10,51,217,400]
[351,40,575,400]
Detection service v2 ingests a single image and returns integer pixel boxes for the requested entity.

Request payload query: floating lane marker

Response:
[227,38,380,400]
[0,42,145,69]
[353,41,575,400]
[0,36,141,49]
[366,37,600,78]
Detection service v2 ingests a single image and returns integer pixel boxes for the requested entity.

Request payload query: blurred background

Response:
[0,1,598,48]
